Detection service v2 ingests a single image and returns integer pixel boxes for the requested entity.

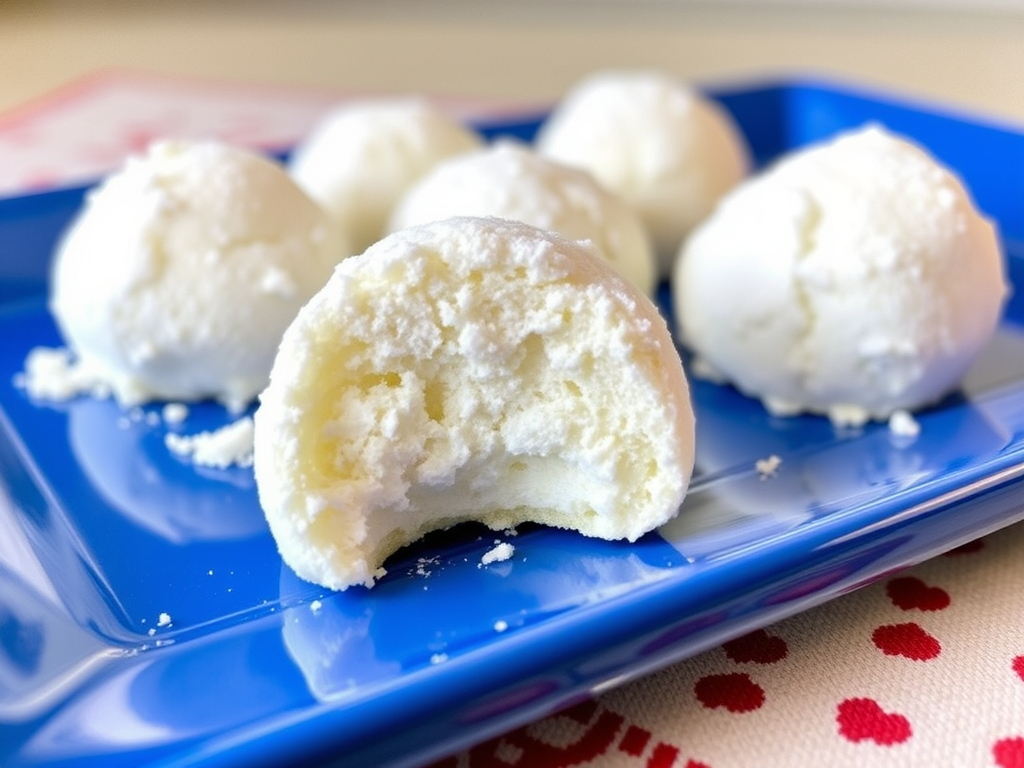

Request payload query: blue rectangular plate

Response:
[2,77,1024,768]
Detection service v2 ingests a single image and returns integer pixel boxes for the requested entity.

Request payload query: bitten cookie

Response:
[254,216,695,590]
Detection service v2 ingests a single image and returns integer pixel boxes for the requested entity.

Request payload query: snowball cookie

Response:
[388,142,657,296]
[535,70,750,278]
[254,216,695,591]
[50,140,350,412]
[289,98,483,253]
[674,125,1007,427]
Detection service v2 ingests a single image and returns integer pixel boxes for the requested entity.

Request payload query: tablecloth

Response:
[429,522,1024,768]
[3,72,1021,768]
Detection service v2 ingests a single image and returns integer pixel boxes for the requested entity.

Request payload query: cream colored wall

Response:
[1,1,1023,124]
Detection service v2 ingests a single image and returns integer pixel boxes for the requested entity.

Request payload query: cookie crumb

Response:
[888,409,920,438]
[165,416,254,468]
[480,542,515,566]
[16,346,111,401]
[162,402,190,425]
[755,454,782,479]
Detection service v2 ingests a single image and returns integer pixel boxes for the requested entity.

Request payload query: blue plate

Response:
[2,78,1024,768]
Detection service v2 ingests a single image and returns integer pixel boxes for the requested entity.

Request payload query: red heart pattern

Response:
[1013,656,1024,683]
[885,576,950,612]
[994,737,1024,768]
[614,723,681,768]
[871,622,941,661]
[722,629,789,664]
[694,673,765,713]
[836,697,912,745]
[427,510,1007,766]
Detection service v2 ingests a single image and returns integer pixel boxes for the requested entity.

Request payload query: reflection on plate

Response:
[68,398,264,543]
[2,78,1024,768]
[281,526,686,701]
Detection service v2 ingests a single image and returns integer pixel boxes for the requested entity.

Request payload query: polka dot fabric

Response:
[431,520,1024,768]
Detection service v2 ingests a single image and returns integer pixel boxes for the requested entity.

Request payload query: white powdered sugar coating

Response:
[674,125,1007,427]
[49,140,350,412]
[536,70,751,277]
[289,98,483,254]
[389,142,656,296]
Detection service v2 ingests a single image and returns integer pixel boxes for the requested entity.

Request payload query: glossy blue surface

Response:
[2,78,1024,768]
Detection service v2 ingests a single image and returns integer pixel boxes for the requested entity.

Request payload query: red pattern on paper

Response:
[646,742,681,768]
[1013,656,1024,683]
[994,737,1024,768]
[836,698,912,745]
[616,723,688,768]
[722,629,788,664]
[694,673,765,713]
[871,623,941,660]
[17,169,62,192]
[618,724,651,756]
[470,700,622,767]
[427,700,695,768]
[885,577,951,611]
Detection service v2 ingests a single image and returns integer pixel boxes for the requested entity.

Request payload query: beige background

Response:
[2,0,1024,126]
